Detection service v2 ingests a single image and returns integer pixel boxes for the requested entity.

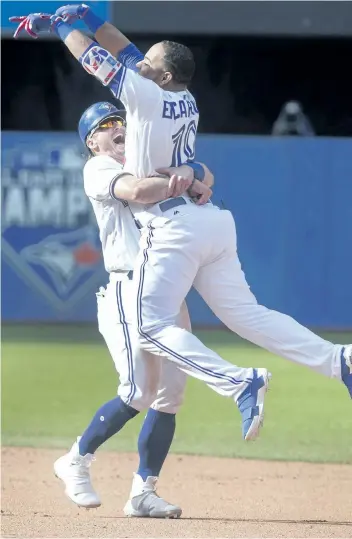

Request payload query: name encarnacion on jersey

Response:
[162,97,199,120]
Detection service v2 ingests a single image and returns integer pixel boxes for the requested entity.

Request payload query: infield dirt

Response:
[2,447,351,538]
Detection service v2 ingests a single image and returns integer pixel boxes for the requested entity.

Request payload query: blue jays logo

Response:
[98,103,116,112]
[2,133,105,314]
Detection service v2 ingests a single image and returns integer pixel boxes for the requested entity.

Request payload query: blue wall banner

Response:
[2,132,107,322]
[1,1,110,35]
[2,132,352,328]
[194,135,352,329]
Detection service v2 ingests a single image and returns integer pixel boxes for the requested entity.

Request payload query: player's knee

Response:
[119,378,158,412]
[150,375,187,414]
[127,389,158,412]
[151,394,184,414]
[118,384,150,412]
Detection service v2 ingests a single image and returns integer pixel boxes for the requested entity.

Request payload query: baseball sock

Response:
[137,409,176,480]
[79,396,139,455]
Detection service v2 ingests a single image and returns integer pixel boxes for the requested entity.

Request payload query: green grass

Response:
[2,325,351,463]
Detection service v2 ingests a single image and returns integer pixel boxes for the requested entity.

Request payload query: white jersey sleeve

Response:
[108,67,161,118]
[83,155,125,202]
[83,155,140,273]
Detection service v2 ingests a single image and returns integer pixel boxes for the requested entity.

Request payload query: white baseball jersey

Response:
[83,155,140,272]
[109,67,199,178]
[108,67,199,226]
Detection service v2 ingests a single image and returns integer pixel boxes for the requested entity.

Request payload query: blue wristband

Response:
[118,43,144,72]
[83,9,105,34]
[52,19,74,41]
[187,162,205,181]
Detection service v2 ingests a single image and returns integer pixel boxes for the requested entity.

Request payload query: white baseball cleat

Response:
[237,368,271,441]
[54,437,101,509]
[123,474,182,518]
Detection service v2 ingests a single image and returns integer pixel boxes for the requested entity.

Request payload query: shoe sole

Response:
[244,369,271,442]
[54,465,101,509]
[123,501,182,519]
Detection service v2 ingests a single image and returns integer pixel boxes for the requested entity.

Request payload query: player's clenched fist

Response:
[54,4,90,23]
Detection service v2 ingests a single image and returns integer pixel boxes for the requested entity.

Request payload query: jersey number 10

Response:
[171,120,197,167]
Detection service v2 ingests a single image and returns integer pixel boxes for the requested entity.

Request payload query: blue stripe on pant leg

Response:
[136,225,251,387]
[116,280,136,404]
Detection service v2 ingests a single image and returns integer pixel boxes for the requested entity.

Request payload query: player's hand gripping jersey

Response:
[80,44,199,179]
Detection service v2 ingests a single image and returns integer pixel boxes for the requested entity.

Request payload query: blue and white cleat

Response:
[237,368,271,441]
[341,345,352,398]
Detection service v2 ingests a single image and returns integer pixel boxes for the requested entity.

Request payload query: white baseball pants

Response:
[97,273,188,413]
[133,204,342,400]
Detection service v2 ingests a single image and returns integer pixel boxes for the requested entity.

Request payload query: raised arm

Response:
[96,22,139,63]
[22,16,160,115]
[64,29,158,118]
[53,5,132,55]
[57,25,94,61]
[54,4,144,69]
[10,5,144,71]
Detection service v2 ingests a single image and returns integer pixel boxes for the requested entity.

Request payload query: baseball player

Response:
[59,103,211,516]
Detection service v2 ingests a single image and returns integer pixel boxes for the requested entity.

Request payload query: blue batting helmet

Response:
[78,102,126,145]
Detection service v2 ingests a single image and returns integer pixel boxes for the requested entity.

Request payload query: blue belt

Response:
[159,196,211,213]
[159,197,188,212]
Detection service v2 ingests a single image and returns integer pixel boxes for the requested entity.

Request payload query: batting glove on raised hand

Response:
[9,13,53,39]
[54,4,90,24]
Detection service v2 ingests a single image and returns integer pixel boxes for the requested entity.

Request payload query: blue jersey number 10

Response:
[171,120,197,167]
